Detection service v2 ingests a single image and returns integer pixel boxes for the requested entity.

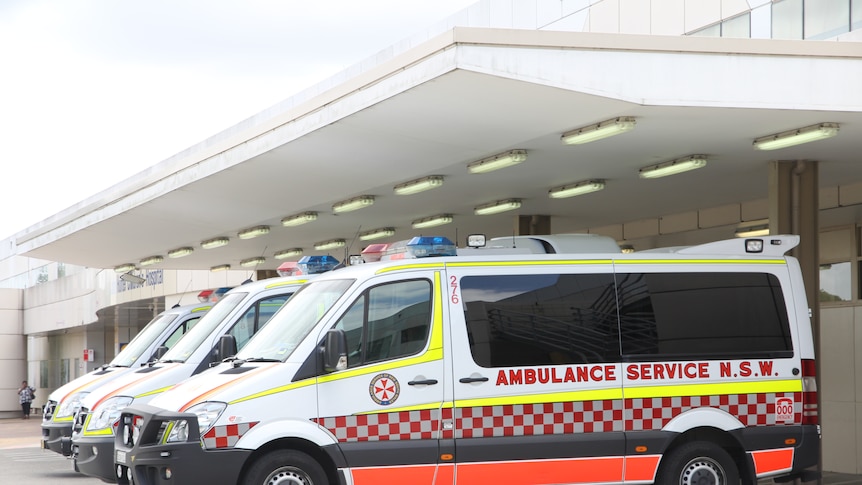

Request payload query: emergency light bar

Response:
[380,236,456,261]
[297,256,340,274]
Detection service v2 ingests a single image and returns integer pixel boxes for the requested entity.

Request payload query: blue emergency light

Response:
[297,255,340,274]
[405,236,456,258]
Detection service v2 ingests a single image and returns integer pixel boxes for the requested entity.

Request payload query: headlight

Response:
[187,402,226,438]
[165,420,190,443]
[120,414,145,447]
[56,392,90,419]
[86,396,134,432]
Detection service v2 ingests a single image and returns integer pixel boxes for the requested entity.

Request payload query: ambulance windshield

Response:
[236,279,354,362]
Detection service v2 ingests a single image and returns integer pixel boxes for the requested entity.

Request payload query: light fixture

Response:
[201,237,229,249]
[359,227,396,241]
[274,248,303,259]
[281,212,318,227]
[240,257,266,268]
[394,176,444,195]
[753,123,839,150]
[735,221,770,238]
[561,117,636,145]
[412,214,454,229]
[139,255,163,267]
[113,263,136,273]
[314,238,346,251]
[639,155,707,179]
[467,150,527,174]
[474,198,522,216]
[619,244,635,254]
[332,196,375,214]
[238,225,270,240]
[210,264,231,272]
[167,247,194,259]
[548,179,606,199]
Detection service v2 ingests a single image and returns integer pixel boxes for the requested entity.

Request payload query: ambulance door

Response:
[316,270,449,485]
[446,264,625,485]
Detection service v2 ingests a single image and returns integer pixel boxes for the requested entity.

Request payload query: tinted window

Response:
[617,272,793,359]
[161,316,202,350]
[461,274,619,367]
[228,294,292,350]
[333,279,432,368]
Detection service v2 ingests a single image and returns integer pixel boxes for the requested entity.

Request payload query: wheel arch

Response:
[657,426,757,485]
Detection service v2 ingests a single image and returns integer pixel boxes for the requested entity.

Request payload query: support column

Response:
[516,215,551,235]
[769,160,820,485]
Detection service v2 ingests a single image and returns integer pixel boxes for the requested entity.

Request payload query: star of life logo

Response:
[369,373,400,406]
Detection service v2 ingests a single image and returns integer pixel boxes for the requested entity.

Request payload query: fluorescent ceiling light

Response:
[139,255,163,267]
[274,248,303,260]
[474,198,522,216]
[210,264,231,272]
[639,155,707,179]
[168,247,194,259]
[281,212,318,227]
[735,221,770,238]
[314,239,346,251]
[561,117,636,145]
[467,150,527,174]
[753,123,839,151]
[240,257,266,268]
[332,196,374,213]
[548,179,606,199]
[201,237,229,249]
[412,214,453,229]
[619,244,635,254]
[114,263,136,273]
[359,227,395,241]
[238,225,270,240]
[393,176,444,195]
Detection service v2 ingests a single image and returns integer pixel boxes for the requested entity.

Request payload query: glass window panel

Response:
[773,0,803,39]
[690,23,721,37]
[723,13,751,38]
[820,262,852,302]
[805,0,850,39]
[852,0,862,29]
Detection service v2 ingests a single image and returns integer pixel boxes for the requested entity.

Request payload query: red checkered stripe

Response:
[314,409,439,442]
[202,421,259,449]
[454,400,624,438]
[625,392,802,431]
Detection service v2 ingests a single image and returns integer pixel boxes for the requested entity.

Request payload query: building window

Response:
[853,0,862,29]
[690,23,721,37]
[773,0,804,39]
[821,262,852,302]
[722,13,751,38]
[805,0,850,39]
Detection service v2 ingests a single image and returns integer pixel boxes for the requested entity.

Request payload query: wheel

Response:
[655,441,741,485]
[244,449,328,485]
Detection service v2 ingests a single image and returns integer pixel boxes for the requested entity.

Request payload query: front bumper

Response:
[41,420,74,456]
[115,404,251,485]
[73,434,117,483]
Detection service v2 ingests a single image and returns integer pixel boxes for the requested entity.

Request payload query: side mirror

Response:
[214,334,238,365]
[323,329,347,372]
[153,345,169,361]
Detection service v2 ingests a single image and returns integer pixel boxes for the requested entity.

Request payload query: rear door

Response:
[447,261,625,484]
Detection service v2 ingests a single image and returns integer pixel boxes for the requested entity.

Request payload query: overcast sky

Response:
[0,0,476,240]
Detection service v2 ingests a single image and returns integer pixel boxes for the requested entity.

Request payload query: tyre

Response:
[244,449,328,485]
[655,441,741,485]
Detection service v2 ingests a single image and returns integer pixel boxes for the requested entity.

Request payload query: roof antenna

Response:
[345,226,362,265]
[172,277,193,308]
[243,245,268,284]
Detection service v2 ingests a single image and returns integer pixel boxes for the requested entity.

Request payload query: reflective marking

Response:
[623,380,802,399]
[455,456,624,484]
[751,447,794,476]
[624,455,661,481]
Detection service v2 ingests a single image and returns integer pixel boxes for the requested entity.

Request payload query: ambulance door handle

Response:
[408,379,438,386]
[459,376,489,383]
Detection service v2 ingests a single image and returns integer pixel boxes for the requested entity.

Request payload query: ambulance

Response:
[72,269,333,482]
[41,302,210,456]
[114,235,820,485]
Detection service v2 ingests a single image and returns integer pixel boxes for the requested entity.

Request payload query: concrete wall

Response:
[0,289,25,418]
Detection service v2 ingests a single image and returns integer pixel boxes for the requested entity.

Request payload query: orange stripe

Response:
[435,463,454,485]
[351,464,437,484]
[179,366,270,412]
[59,371,116,405]
[624,455,661,481]
[93,365,176,409]
[456,457,624,484]
[751,448,794,476]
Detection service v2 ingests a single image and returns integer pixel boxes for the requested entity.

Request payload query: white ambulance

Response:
[114,235,820,485]
[41,302,210,456]
[71,271,328,482]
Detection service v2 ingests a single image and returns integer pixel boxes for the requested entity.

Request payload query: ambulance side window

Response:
[460,273,619,367]
[333,279,432,368]
[616,272,793,359]
[161,316,202,349]
[228,294,292,351]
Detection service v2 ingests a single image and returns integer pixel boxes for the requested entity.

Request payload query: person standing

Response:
[18,380,35,419]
